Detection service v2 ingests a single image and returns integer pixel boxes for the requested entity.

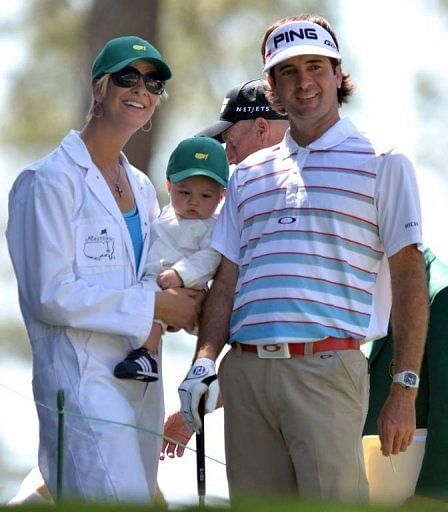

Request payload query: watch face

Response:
[404,373,417,386]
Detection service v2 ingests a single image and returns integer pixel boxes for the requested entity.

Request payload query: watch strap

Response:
[392,370,420,389]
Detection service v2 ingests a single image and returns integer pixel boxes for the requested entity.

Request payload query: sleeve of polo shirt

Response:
[210,172,240,264]
[375,152,423,257]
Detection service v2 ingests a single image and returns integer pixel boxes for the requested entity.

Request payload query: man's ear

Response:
[166,179,172,193]
[335,63,343,89]
[254,117,269,140]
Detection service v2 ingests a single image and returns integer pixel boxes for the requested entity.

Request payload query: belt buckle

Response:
[256,343,291,359]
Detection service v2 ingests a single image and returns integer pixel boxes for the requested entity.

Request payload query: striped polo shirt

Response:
[212,118,422,345]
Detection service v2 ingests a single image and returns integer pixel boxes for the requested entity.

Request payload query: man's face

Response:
[222,120,260,165]
[270,54,342,135]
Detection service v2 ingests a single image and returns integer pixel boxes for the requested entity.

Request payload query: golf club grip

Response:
[196,396,206,499]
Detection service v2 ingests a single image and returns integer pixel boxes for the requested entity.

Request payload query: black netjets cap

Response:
[195,79,287,143]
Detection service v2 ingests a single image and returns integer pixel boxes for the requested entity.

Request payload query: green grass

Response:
[1,497,447,512]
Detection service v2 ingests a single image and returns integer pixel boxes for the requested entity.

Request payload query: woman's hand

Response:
[160,410,193,460]
[154,288,204,332]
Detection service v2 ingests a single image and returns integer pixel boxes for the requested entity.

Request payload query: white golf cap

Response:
[263,21,341,72]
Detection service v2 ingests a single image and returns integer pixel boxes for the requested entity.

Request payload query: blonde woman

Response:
[7,36,202,503]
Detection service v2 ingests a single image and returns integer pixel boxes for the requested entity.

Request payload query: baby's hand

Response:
[157,269,184,289]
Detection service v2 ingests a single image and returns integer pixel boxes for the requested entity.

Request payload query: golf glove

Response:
[178,357,219,433]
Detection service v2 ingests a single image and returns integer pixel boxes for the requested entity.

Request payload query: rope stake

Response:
[56,389,65,502]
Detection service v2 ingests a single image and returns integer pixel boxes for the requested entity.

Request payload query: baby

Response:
[114,136,229,381]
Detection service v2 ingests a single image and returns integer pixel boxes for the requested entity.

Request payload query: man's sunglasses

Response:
[110,66,166,96]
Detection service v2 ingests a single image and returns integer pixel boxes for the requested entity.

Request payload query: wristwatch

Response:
[392,371,420,389]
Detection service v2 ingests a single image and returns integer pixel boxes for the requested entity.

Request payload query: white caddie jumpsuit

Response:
[6,130,164,502]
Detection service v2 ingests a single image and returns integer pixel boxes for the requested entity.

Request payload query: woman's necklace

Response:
[101,163,125,198]
[114,164,124,198]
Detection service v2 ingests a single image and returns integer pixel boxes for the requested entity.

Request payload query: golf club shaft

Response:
[196,396,206,505]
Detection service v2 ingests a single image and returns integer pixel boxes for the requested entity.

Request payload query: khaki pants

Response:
[219,345,369,502]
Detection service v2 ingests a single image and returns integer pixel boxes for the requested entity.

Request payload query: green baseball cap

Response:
[92,36,172,81]
[166,137,229,187]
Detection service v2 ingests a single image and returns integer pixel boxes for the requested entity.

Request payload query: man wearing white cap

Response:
[178,14,428,502]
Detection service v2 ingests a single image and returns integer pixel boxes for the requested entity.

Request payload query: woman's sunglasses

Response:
[111,66,166,96]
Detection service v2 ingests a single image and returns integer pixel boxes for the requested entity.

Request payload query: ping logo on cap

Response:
[195,153,208,160]
[132,44,146,51]
[273,27,318,49]
[263,21,341,72]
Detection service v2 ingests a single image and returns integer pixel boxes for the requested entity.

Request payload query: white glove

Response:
[178,358,220,433]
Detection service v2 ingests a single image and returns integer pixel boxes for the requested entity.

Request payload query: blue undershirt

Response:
[123,203,143,271]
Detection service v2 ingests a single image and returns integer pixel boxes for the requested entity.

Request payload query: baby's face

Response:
[168,175,225,220]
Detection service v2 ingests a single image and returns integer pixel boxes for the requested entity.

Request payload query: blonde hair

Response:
[86,75,110,122]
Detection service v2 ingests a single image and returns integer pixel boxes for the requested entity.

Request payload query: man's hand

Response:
[160,410,193,460]
[178,358,220,433]
[377,384,417,456]
[379,245,427,457]
[157,269,184,290]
